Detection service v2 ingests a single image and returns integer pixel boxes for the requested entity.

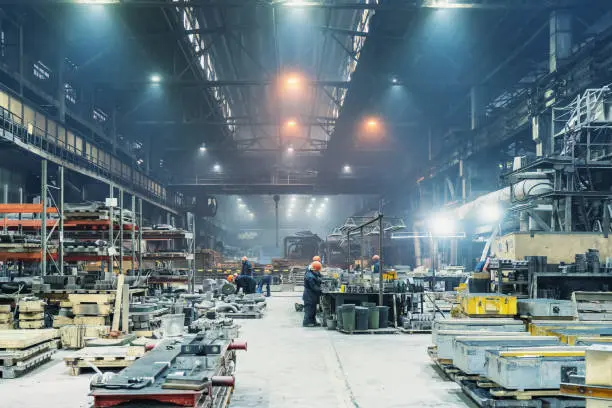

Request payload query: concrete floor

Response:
[230,293,475,408]
[0,293,475,408]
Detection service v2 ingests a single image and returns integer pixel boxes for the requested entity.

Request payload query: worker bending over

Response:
[303,260,323,327]
[258,268,272,297]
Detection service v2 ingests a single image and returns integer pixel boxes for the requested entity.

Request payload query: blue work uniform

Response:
[372,261,380,275]
[302,268,322,326]
[258,273,272,297]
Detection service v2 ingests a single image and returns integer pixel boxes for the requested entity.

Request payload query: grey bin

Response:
[452,336,560,375]
[355,306,369,330]
[435,331,530,360]
[341,304,356,332]
[484,346,586,390]
[368,306,380,330]
[377,306,389,329]
[336,306,343,330]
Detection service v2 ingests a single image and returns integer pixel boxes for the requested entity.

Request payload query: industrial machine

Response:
[90,333,247,408]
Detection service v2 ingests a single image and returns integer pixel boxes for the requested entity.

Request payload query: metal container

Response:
[529,320,612,336]
[432,318,525,344]
[436,330,529,360]
[517,299,574,318]
[550,328,612,345]
[161,313,185,337]
[452,336,560,375]
[485,346,586,390]
[460,293,517,316]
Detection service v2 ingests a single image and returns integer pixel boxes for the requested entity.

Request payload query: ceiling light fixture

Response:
[150,74,162,83]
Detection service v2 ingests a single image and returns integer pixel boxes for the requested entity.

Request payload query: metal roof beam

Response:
[11,0,592,10]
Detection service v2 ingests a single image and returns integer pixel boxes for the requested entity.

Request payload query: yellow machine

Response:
[382,270,397,281]
[459,293,517,317]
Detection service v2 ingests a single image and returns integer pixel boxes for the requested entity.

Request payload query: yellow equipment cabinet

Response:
[460,293,517,317]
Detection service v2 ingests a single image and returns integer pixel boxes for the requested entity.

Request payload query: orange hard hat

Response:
[372,255,380,261]
[241,256,248,262]
[311,261,322,271]
[227,275,235,283]
[312,256,321,262]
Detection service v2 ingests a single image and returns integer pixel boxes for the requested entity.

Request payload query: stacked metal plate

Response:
[452,335,560,375]
[518,299,574,319]
[436,331,530,360]
[484,346,586,390]
[433,318,526,344]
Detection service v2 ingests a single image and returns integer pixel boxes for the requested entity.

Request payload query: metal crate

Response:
[436,330,530,360]
[518,299,574,319]
[433,318,526,344]
[485,347,587,390]
[452,336,560,375]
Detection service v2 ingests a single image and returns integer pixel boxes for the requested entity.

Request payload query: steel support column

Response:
[549,10,573,73]
[131,195,136,273]
[41,160,47,276]
[138,198,143,274]
[108,184,114,279]
[119,189,124,274]
[58,166,64,275]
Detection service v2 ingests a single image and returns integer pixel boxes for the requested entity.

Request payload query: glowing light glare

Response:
[429,214,456,235]
[310,197,316,202]
[366,118,379,128]
[286,119,297,128]
[324,197,329,202]
[482,204,503,223]
[150,74,162,83]
[213,163,222,173]
[237,197,242,202]
[342,164,352,174]
[238,203,246,209]
[286,76,300,86]
[291,196,296,202]
[287,146,294,154]
[199,145,206,152]
[249,213,254,219]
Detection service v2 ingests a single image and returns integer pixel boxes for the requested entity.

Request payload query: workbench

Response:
[320,291,406,327]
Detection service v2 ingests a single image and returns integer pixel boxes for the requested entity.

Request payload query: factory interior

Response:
[5,1,612,407]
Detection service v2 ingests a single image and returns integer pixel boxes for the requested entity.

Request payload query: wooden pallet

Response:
[64,346,144,376]
[18,300,44,313]
[19,320,45,329]
[68,293,115,305]
[0,323,14,330]
[337,327,398,335]
[73,316,106,326]
[0,312,13,323]
[0,339,59,366]
[52,316,74,328]
[72,303,111,316]
[59,325,109,349]
[0,329,58,349]
[0,349,55,379]
[19,312,44,321]
[489,388,561,400]
[400,328,432,334]
[0,305,11,313]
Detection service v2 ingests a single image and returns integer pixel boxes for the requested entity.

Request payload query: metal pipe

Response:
[131,195,136,274]
[41,159,47,277]
[211,376,235,387]
[109,184,114,277]
[119,189,123,275]
[138,198,143,274]
[18,24,23,97]
[378,214,383,305]
[58,166,64,275]
[228,340,247,351]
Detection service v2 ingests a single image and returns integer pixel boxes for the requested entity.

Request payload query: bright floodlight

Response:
[366,118,379,128]
[324,197,329,202]
[342,164,352,174]
[199,145,206,152]
[287,146,294,154]
[482,204,503,223]
[286,119,297,128]
[150,74,162,83]
[237,197,242,202]
[291,196,296,202]
[213,163,221,173]
[249,213,254,219]
[429,213,456,235]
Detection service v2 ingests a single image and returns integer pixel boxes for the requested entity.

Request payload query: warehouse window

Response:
[33,61,50,80]
[92,107,108,123]
[64,83,77,104]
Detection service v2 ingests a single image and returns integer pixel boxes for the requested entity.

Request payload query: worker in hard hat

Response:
[312,255,321,262]
[227,274,235,283]
[258,268,272,297]
[372,254,381,276]
[241,256,254,277]
[302,260,323,327]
